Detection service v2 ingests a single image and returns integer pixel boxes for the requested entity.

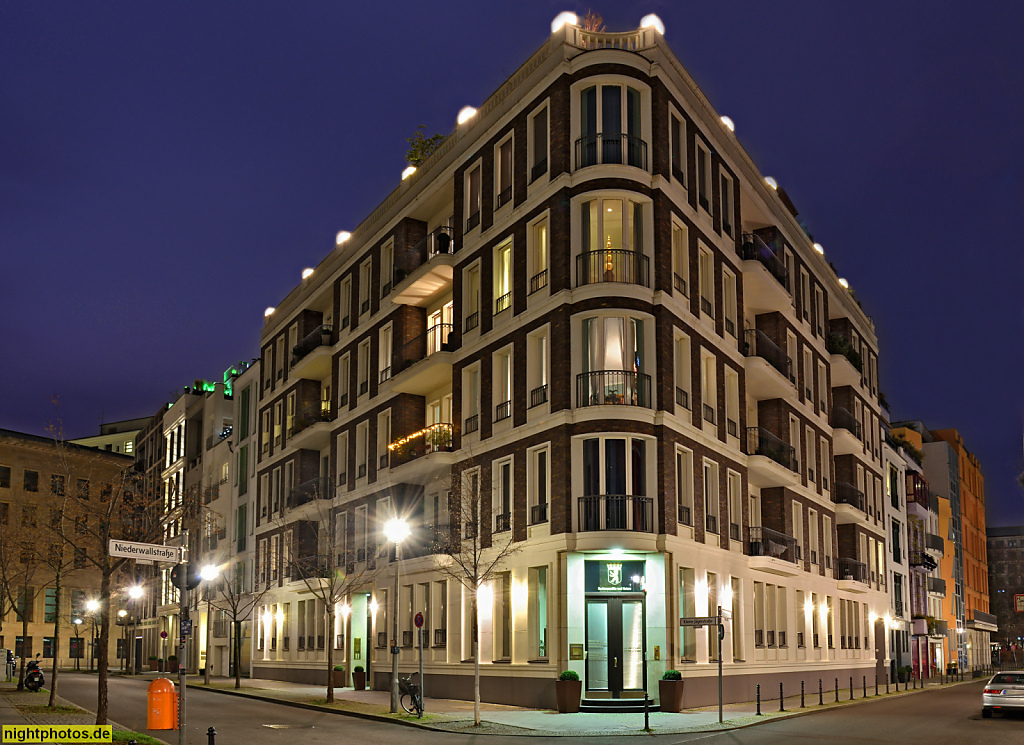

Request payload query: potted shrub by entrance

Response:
[555,670,582,713]
[352,665,366,691]
[148,656,159,671]
[157,658,165,672]
[659,669,684,713]
[332,665,346,688]
[897,665,912,684]
[167,655,179,673]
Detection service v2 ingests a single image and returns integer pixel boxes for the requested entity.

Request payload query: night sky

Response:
[3,3,1022,522]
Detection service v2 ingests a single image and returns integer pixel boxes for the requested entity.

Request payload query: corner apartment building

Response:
[251,15,891,708]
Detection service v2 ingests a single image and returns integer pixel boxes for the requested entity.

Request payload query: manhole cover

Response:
[262,724,315,729]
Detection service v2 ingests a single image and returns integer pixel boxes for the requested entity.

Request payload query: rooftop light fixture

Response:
[550,11,577,33]
[457,106,477,125]
[264,307,275,317]
[838,278,849,289]
[813,243,824,255]
[720,116,735,132]
[640,14,665,35]
[335,230,351,245]
[301,268,314,280]
[401,165,417,180]
[764,177,778,190]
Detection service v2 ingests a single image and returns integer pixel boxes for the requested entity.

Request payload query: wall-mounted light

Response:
[551,11,577,33]
[301,268,314,280]
[401,166,416,180]
[457,106,477,125]
[838,278,849,289]
[640,14,665,35]
[720,116,735,133]
[264,307,275,318]
[369,599,379,615]
[335,230,351,245]
[813,243,824,255]
[764,177,778,190]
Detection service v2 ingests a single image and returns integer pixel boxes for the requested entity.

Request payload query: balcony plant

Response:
[352,665,366,691]
[659,669,684,712]
[555,669,582,713]
[332,664,346,688]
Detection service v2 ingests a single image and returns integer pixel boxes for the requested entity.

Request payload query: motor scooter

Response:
[25,655,44,692]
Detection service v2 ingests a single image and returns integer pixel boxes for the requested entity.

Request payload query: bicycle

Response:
[399,672,423,716]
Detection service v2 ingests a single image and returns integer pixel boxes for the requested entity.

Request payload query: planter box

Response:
[352,671,366,691]
[167,661,179,674]
[332,670,347,688]
[659,679,684,713]
[555,679,582,713]
[149,661,160,671]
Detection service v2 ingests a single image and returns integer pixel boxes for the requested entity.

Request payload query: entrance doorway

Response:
[585,597,645,697]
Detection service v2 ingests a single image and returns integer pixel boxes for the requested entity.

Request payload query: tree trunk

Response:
[233,619,242,689]
[17,576,29,691]
[95,570,111,725]
[472,591,480,726]
[48,568,62,707]
[326,607,335,703]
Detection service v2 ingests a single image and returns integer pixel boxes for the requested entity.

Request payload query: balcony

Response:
[739,233,790,313]
[927,576,946,597]
[290,325,334,382]
[531,503,548,525]
[744,330,795,401]
[576,249,650,288]
[391,323,454,396]
[392,227,457,307]
[529,384,548,408]
[831,406,862,455]
[287,403,336,452]
[388,423,456,485]
[925,532,944,556]
[578,495,653,532]
[748,526,800,577]
[837,558,870,593]
[574,133,648,171]
[494,512,511,533]
[577,370,651,409]
[834,481,867,524]
[909,551,938,570]
[967,610,998,632]
[288,476,331,508]
[745,427,799,488]
[827,333,863,378]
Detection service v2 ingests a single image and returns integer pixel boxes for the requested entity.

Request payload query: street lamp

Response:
[383,516,410,714]
[128,586,144,674]
[117,610,128,672]
[200,565,220,685]
[86,600,99,672]
[72,618,83,671]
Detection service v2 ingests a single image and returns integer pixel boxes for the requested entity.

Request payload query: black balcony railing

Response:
[838,557,869,584]
[288,476,331,508]
[531,158,548,183]
[494,512,511,533]
[464,311,479,332]
[292,402,336,438]
[494,291,512,314]
[361,299,370,315]
[703,403,716,424]
[398,323,453,372]
[464,414,479,435]
[675,387,690,410]
[495,400,511,422]
[407,225,455,266]
[928,576,947,595]
[746,427,798,471]
[700,296,713,316]
[576,249,650,287]
[578,495,653,532]
[466,211,480,232]
[730,522,740,540]
[292,324,333,365]
[434,628,447,647]
[827,332,863,372]
[577,370,651,408]
[678,504,692,526]
[740,233,789,290]
[531,503,548,525]
[831,406,862,439]
[529,269,548,295]
[748,525,798,563]
[834,481,865,512]
[673,272,687,296]
[705,514,719,534]
[925,533,944,552]
[388,423,453,467]
[379,366,391,383]
[574,133,648,170]
[496,185,512,209]
[727,418,738,437]
[744,329,792,379]
[529,384,548,408]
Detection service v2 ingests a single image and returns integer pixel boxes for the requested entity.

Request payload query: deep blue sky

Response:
[2,2,1022,522]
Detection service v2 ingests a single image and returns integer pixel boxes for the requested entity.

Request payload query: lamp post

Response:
[128,586,144,674]
[117,610,128,672]
[72,618,83,671]
[200,565,220,685]
[85,600,99,673]
[384,517,410,714]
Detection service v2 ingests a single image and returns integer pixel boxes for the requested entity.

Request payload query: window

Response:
[336,432,349,486]
[803,347,814,402]
[261,410,270,455]
[578,84,644,168]
[703,460,719,534]
[338,354,350,408]
[698,247,714,317]
[44,588,57,623]
[24,470,38,492]
[464,264,481,332]
[719,172,733,236]
[358,339,370,396]
[680,568,696,660]
[675,447,694,526]
[813,286,824,337]
[0,466,9,489]
[820,437,831,491]
[580,437,649,530]
[817,362,828,412]
[463,365,480,434]
[356,422,368,479]
[674,332,691,411]
[377,410,391,470]
[580,316,648,407]
[727,471,741,540]
[789,415,801,474]
[823,516,833,570]
[529,445,549,524]
[800,269,810,323]
[359,259,372,316]
[493,458,512,533]
[381,240,394,297]
[285,392,295,439]
[340,277,352,328]
[527,328,548,408]
[493,240,512,315]
[730,576,743,660]
[354,506,367,561]
[528,217,548,295]
[493,348,512,422]
[892,519,902,564]
[530,105,549,182]
[273,401,282,447]
[378,325,393,383]
[792,502,804,562]
[579,198,646,286]
[670,110,686,185]
[700,351,717,425]
[725,369,739,438]
[529,567,548,657]
[465,164,481,231]
[722,269,737,336]
[888,463,900,509]
[695,140,711,212]
[707,572,719,660]
[672,222,689,297]
[237,504,248,552]
[495,136,513,209]
[809,509,819,565]
[806,425,816,483]
[51,475,65,495]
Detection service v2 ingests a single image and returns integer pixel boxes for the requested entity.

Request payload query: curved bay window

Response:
[576,84,647,170]
[579,437,652,532]
[577,198,649,287]
[578,316,650,408]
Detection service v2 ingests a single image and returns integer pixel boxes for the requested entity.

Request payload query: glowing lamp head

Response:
[301,268,314,280]
[340,603,351,618]
[264,307,275,318]
[457,106,477,125]
[839,278,849,289]
[200,564,219,582]
[73,617,83,626]
[401,165,417,180]
[128,585,144,600]
[720,116,735,132]
[550,11,577,33]
[819,603,829,619]
[384,517,411,545]
[335,230,351,245]
[118,609,128,618]
[813,242,824,255]
[639,14,665,35]
[764,177,778,190]
[86,599,100,613]
[369,599,379,614]
[869,611,878,625]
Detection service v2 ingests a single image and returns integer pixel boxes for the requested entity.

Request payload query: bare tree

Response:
[0,540,46,691]
[279,478,381,703]
[433,468,520,726]
[206,561,274,689]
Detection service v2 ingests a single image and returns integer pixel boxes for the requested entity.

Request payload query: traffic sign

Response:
[1015,594,1024,613]
[180,620,192,636]
[414,612,424,629]
[108,540,183,563]
[680,616,721,627]
[160,631,168,639]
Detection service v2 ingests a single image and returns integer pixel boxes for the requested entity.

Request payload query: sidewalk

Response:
[142,670,980,736]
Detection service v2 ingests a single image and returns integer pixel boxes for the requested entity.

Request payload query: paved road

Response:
[54,674,1024,744]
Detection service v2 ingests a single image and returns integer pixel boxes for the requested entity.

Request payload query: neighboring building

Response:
[987,525,1024,665]
[881,422,910,679]
[248,14,892,709]
[0,429,134,668]
[70,416,150,456]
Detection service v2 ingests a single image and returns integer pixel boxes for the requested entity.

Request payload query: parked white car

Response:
[982,671,1024,717]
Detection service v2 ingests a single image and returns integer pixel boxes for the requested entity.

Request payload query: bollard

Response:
[835,678,839,703]
[863,676,866,699]
[875,674,878,697]
[801,680,805,708]
[207,728,216,745]
[850,676,854,701]
[756,683,761,716]
[780,682,785,712]
[644,694,650,733]
[886,672,890,694]
[818,679,823,706]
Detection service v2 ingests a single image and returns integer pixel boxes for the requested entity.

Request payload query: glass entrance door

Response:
[585,597,645,697]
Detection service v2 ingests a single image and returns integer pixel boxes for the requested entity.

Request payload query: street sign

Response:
[414,612,424,629]
[108,540,183,563]
[1014,594,1024,613]
[180,620,192,636]
[160,631,168,639]
[680,616,721,627]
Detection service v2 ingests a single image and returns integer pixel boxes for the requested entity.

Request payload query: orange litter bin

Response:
[147,677,178,730]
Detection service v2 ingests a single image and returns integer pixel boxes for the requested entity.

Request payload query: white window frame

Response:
[669,106,686,186]
[494,134,514,210]
[528,102,549,184]
[672,221,689,298]
[493,239,513,316]
[676,446,694,527]
[527,214,549,296]
[465,161,482,231]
